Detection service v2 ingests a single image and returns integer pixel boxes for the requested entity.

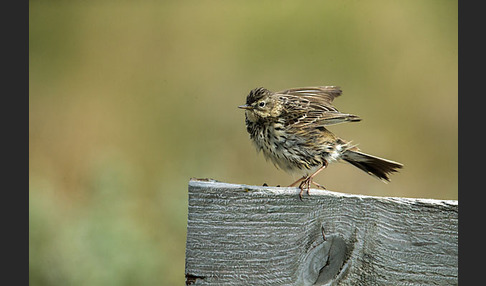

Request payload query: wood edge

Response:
[188,178,458,207]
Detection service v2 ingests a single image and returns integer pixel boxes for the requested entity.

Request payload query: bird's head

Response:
[238,87,282,122]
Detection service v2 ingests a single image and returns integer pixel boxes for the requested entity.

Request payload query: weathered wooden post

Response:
[185,179,458,285]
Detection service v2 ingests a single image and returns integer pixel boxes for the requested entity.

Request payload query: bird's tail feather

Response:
[342,150,403,181]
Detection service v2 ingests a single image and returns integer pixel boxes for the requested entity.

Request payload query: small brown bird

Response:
[238,86,403,200]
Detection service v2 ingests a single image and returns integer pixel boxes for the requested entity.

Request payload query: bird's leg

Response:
[289,175,309,201]
[288,176,307,187]
[312,181,327,190]
[298,162,328,200]
[298,179,307,201]
[307,163,328,188]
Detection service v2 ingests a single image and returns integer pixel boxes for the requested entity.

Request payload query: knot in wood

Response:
[299,234,347,285]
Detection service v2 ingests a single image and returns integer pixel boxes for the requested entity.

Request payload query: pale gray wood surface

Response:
[185,179,458,285]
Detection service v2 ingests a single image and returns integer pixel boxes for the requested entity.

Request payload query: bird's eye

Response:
[259,101,265,107]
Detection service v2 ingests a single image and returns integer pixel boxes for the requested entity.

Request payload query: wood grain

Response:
[185,179,458,285]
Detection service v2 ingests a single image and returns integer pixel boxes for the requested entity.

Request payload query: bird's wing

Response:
[275,86,361,126]
[278,86,342,106]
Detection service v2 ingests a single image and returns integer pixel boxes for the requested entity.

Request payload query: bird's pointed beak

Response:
[238,104,253,110]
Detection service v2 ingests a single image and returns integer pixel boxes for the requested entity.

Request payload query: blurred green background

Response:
[29,0,457,285]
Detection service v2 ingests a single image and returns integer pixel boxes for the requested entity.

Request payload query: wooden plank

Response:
[185,179,458,285]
